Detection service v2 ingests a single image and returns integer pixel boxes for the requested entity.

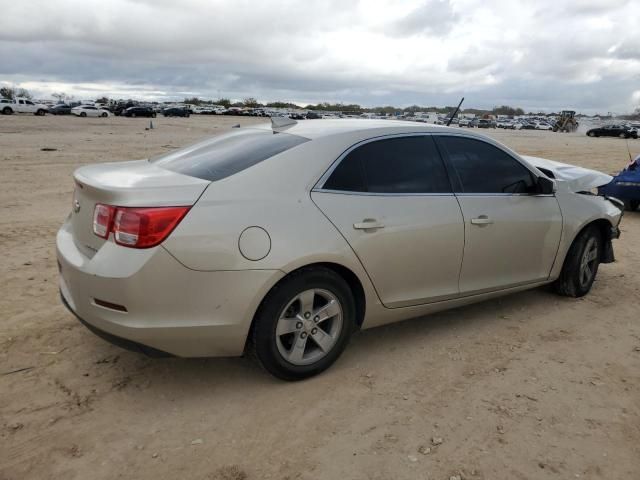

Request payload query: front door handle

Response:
[470,215,493,226]
[353,218,385,231]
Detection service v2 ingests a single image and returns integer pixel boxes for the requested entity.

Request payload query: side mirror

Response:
[537,176,556,195]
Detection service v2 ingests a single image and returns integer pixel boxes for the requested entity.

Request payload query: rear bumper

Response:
[60,292,172,357]
[57,220,284,357]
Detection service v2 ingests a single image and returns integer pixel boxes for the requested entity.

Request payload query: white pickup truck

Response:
[1,97,48,115]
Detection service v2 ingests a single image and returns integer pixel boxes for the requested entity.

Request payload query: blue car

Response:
[599,155,640,211]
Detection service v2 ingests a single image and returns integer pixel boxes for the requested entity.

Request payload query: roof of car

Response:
[253,118,464,140]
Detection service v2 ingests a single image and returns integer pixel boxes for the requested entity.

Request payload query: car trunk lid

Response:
[71,160,209,256]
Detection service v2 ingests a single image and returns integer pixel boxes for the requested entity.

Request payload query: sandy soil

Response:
[1,115,639,480]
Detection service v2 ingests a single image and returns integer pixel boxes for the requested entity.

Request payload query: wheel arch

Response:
[562,218,615,267]
[245,261,367,354]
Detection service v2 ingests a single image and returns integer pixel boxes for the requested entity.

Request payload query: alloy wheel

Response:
[275,288,343,366]
[579,237,598,288]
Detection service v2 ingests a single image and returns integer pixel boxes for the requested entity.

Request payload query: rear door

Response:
[435,135,562,295]
[311,134,464,308]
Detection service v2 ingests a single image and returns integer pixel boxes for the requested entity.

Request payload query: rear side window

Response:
[152,129,308,181]
[437,136,535,194]
[323,136,451,194]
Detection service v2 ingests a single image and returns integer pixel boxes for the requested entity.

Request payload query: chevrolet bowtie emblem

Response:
[73,199,81,213]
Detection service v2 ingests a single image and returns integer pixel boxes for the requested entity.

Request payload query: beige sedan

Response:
[57,119,623,380]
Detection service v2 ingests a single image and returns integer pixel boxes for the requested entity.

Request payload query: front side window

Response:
[152,128,308,181]
[436,136,535,194]
[323,135,451,194]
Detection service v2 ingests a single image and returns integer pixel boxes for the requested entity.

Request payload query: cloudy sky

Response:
[1,0,639,113]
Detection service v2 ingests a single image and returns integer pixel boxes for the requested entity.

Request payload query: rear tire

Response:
[629,199,640,211]
[250,267,356,381]
[619,133,627,139]
[80,112,87,117]
[554,226,602,297]
[36,109,46,116]
[101,112,108,117]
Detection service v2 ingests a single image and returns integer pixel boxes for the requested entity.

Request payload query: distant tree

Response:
[308,102,362,112]
[52,92,74,104]
[184,96,202,105]
[242,97,260,107]
[96,96,109,104]
[231,101,244,107]
[215,97,232,107]
[0,86,13,99]
[0,86,32,99]
[492,105,525,116]
[267,101,299,109]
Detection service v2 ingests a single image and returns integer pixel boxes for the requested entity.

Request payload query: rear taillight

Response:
[92,204,189,248]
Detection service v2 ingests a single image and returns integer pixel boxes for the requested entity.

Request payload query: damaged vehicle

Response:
[57,119,623,380]
[598,155,640,211]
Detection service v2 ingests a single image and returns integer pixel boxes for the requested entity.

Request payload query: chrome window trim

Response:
[312,132,453,196]
[315,189,455,197]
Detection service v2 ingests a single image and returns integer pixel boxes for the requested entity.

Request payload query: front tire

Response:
[2,107,13,115]
[101,112,108,117]
[250,267,356,381]
[80,112,87,117]
[628,199,640,211]
[554,226,602,297]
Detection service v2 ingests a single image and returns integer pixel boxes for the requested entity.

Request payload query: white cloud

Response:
[0,0,638,112]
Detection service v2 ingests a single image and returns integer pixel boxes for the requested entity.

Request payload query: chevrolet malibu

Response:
[57,119,623,380]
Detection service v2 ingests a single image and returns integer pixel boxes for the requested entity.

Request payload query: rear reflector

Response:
[93,298,128,312]
[93,204,115,239]
[92,204,190,248]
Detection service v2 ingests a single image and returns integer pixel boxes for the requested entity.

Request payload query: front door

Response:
[312,135,464,308]
[435,135,562,295]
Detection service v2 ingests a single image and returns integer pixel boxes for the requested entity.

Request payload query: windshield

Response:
[151,128,308,181]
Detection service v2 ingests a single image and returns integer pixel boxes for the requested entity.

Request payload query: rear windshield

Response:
[151,128,308,181]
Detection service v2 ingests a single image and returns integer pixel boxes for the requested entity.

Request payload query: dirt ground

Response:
[1,115,639,480]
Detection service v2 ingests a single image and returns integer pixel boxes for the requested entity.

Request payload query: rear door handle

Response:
[353,219,385,231]
[470,215,493,225]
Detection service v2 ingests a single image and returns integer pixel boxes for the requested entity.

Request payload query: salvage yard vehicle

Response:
[599,155,640,211]
[535,121,553,131]
[162,107,190,117]
[57,119,623,380]
[1,97,48,115]
[477,118,496,129]
[49,104,72,115]
[123,106,156,118]
[71,105,111,117]
[587,124,638,139]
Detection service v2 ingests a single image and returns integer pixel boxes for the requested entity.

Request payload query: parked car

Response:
[162,107,190,117]
[477,118,496,129]
[535,122,553,131]
[1,97,48,115]
[71,105,110,117]
[520,121,537,130]
[49,104,72,115]
[599,155,640,210]
[458,118,472,127]
[586,125,638,139]
[123,106,156,118]
[224,107,244,116]
[57,119,623,380]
